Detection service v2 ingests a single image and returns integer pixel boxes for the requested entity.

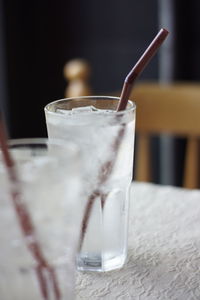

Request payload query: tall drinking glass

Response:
[45,96,136,272]
[0,138,82,300]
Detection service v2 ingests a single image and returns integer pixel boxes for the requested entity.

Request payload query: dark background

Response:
[1,0,158,138]
[1,0,200,185]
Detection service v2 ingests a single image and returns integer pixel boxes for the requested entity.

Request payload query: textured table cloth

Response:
[75,182,200,300]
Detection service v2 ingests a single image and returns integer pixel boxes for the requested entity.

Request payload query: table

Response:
[75,182,200,300]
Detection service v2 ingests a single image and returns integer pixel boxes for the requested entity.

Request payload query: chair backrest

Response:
[131,82,200,189]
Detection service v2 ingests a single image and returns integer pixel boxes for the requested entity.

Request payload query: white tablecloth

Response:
[75,182,200,300]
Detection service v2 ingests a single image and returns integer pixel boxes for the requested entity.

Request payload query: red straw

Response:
[0,111,61,300]
[117,28,169,111]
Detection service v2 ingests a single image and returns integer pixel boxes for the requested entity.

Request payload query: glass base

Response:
[77,253,126,272]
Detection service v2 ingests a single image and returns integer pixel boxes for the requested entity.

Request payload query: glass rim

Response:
[7,137,79,157]
[44,95,136,116]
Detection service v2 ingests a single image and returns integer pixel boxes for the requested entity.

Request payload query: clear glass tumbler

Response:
[45,96,136,272]
[0,138,82,299]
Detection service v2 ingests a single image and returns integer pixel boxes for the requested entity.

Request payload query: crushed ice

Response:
[72,106,97,114]
[56,106,114,115]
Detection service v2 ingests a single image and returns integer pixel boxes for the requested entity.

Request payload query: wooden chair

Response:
[131,82,200,189]
[64,60,200,189]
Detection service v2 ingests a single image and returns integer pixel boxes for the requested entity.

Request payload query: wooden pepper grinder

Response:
[63,59,91,97]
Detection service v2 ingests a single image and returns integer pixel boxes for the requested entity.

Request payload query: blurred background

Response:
[1,0,200,186]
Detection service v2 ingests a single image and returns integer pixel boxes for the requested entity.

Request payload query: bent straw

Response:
[0,111,61,300]
[117,28,169,111]
[79,28,169,251]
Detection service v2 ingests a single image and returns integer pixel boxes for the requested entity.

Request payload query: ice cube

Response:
[71,106,98,114]
[56,106,114,116]
[71,106,115,115]
[56,109,72,115]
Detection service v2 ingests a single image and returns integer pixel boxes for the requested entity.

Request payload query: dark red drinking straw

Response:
[117,28,169,111]
[79,28,169,251]
[0,111,61,300]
